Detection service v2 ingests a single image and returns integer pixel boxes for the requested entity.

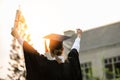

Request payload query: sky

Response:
[0,0,120,78]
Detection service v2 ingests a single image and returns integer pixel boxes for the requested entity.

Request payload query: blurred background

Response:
[0,0,120,80]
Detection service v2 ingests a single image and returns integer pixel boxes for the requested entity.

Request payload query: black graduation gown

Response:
[23,41,83,80]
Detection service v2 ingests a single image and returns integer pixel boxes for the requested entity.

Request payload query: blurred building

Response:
[64,21,120,80]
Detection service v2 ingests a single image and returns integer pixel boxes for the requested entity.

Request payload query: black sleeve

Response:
[68,48,83,80]
[23,41,48,80]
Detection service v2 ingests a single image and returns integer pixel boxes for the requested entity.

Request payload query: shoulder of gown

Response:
[67,48,83,80]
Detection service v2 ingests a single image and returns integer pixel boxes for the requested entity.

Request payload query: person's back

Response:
[11,28,83,80]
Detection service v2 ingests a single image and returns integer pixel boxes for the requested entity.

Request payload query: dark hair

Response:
[49,40,63,56]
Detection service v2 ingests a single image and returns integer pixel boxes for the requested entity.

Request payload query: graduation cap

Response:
[44,33,70,51]
[44,33,70,41]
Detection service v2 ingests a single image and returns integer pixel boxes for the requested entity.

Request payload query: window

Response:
[81,62,92,80]
[104,56,120,80]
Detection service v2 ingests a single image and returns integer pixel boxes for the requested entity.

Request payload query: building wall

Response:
[80,43,120,79]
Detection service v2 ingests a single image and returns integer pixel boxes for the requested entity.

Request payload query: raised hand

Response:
[11,28,20,39]
[76,29,82,38]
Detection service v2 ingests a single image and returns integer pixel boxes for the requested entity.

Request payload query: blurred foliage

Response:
[7,38,26,80]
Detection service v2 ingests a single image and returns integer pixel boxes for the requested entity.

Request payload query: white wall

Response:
[79,44,120,79]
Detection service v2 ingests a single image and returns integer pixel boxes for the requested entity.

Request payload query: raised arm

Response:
[11,28,38,53]
[71,29,82,52]
[11,28,24,45]
[68,29,83,80]
[11,28,48,80]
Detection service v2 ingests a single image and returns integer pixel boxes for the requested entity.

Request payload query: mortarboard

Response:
[44,33,70,50]
[44,33,70,41]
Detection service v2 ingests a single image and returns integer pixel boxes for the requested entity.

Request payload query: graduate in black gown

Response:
[11,28,83,80]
